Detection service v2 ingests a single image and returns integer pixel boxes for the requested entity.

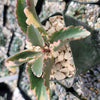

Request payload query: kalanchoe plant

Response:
[5,0,91,99]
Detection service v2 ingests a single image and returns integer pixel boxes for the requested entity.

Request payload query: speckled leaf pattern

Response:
[16,0,27,33]
[27,24,44,47]
[43,57,54,90]
[5,50,41,72]
[31,55,43,77]
[27,63,49,100]
[50,26,90,43]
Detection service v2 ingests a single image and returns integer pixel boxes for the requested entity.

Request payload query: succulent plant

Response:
[64,11,100,75]
[5,0,92,100]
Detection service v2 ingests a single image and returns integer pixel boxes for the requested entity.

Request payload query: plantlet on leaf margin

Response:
[5,0,91,100]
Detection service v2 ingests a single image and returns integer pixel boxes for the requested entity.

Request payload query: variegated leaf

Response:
[5,50,41,72]
[49,26,90,43]
[27,62,50,100]
[43,57,54,90]
[31,55,43,77]
[24,0,46,34]
[27,24,44,47]
[16,0,27,33]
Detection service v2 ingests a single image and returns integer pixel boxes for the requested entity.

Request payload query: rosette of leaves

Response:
[5,0,90,100]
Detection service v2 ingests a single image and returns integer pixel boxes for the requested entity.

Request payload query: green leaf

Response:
[50,26,90,43]
[24,7,40,27]
[27,24,44,47]
[70,35,100,74]
[52,40,69,51]
[63,14,94,32]
[5,50,41,72]
[25,0,39,22]
[63,14,100,75]
[43,57,54,90]
[27,63,50,100]
[16,0,27,33]
[24,0,46,34]
[31,55,43,77]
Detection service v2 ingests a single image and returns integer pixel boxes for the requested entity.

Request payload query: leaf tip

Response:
[25,0,31,6]
[5,60,16,73]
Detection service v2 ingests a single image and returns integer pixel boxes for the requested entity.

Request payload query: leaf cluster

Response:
[5,0,91,99]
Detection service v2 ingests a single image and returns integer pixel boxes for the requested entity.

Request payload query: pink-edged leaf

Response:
[49,26,90,43]
[27,62,50,100]
[25,0,39,22]
[24,0,46,34]
[43,57,54,90]
[16,0,27,33]
[50,40,69,51]
[5,50,41,72]
[31,55,43,77]
[24,7,40,27]
[27,24,44,48]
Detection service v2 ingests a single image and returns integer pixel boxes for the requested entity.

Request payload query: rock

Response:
[67,58,74,65]
[45,21,51,30]
[60,20,64,25]
[52,51,59,58]
[60,68,68,73]
[55,63,62,71]
[54,72,66,80]
[51,67,56,74]
[52,21,58,27]
[61,61,70,67]
[50,81,56,90]
[64,52,71,60]
[0,0,7,5]
[57,52,64,62]
[57,15,63,19]
[47,27,56,35]
[49,16,57,23]
[3,27,11,38]
[12,88,25,100]
[68,66,75,72]
[56,23,63,31]
[51,63,62,76]
[98,96,100,100]
[50,75,55,80]
[0,5,3,26]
